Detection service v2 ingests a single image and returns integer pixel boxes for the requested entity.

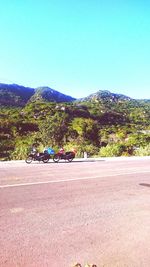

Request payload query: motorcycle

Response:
[25,150,51,164]
[53,150,76,163]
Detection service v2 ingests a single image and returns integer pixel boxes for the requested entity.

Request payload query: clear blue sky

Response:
[0,0,150,99]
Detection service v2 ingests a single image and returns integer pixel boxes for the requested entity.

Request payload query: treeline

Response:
[0,99,150,160]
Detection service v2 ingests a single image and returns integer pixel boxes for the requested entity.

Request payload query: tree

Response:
[38,112,69,146]
[70,118,99,146]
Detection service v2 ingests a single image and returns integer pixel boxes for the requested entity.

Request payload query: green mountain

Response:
[0,83,149,107]
[79,90,132,102]
[30,86,76,103]
[0,83,76,107]
[0,83,35,106]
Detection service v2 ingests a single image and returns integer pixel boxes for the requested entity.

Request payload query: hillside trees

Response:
[135,144,150,156]
[67,118,100,156]
[0,96,150,160]
[38,111,69,147]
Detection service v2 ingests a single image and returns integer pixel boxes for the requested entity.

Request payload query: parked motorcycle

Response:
[53,150,76,163]
[25,151,51,164]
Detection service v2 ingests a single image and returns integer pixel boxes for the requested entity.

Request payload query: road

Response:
[0,157,150,267]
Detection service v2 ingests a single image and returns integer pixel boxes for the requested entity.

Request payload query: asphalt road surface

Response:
[0,157,150,267]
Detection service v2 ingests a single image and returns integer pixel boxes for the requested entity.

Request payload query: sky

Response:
[0,0,150,99]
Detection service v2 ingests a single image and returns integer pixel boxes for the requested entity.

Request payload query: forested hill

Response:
[0,83,149,107]
[0,83,150,160]
[30,87,76,103]
[0,83,35,106]
[79,90,132,102]
[0,83,76,106]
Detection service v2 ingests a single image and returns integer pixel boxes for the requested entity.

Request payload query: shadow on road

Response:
[26,159,105,164]
[69,159,105,163]
[48,159,105,164]
[139,183,150,188]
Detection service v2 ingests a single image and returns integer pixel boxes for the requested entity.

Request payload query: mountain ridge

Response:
[77,90,132,103]
[0,82,149,107]
[0,83,76,106]
[30,86,76,103]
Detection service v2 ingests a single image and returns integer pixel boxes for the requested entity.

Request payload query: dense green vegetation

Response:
[0,93,150,160]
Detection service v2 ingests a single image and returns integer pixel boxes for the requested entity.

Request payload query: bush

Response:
[82,144,99,157]
[134,144,150,156]
[11,142,29,159]
[98,143,124,157]
[11,135,38,160]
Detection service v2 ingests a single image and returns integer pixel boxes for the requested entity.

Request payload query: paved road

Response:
[0,157,150,267]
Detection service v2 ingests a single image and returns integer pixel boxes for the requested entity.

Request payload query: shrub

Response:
[98,143,124,157]
[11,135,38,160]
[134,144,150,156]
